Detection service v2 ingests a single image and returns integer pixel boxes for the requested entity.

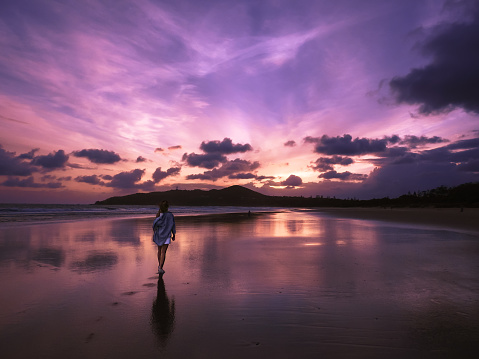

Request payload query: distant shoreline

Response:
[1,205,478,232]
[315,207,479,232]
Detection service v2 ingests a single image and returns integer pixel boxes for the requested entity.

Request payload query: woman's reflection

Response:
[150,277,175,347]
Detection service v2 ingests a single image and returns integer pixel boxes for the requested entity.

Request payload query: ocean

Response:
[0,204,282,225]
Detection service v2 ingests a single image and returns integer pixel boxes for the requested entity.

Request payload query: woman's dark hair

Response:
[159,200,169,213]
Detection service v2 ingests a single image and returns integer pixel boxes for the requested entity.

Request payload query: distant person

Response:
[153,200,176,274]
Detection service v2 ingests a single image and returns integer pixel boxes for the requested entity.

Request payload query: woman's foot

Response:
[158,266,165,274]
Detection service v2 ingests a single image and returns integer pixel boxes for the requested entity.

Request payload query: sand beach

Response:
[0,209,478,358]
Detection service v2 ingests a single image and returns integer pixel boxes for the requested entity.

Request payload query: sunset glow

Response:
[1,0,478,203]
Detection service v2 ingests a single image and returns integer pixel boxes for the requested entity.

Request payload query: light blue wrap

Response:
[152,212,176,246]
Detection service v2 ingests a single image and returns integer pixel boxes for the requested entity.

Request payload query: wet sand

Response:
[317,207,479,232]
[0,211,478,358]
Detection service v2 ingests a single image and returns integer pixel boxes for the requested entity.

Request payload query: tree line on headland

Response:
[95,182,479,208]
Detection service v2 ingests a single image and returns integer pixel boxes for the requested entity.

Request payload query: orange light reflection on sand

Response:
[256,212,324,238]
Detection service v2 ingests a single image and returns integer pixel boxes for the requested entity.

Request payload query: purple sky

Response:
[1,0,478,204]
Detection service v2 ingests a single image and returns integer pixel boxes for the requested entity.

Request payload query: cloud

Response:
[2,176,63,188]
[399,135,449,148]
[0,146,35,176]
[18,148,39,159]
[305,134,388,155]
[389,4,479,114]
[255,175,275,181]
[73,149,122,164]
[457,159,479,172]
[284,140,296,147]
[311,155,354,172]
[31,150,69,170]
[41,174,56,181]
[152,167,181,183]
[106,169,145,189]
[136,156,147,163]
[281,174,302,187]
[182,152,227,169]
[359,161,477,199]
[228,173,257,179]
[186,158,260,181]
[155,148,164,153]
[168,145,182,150]
[199,138,253,154]
[319,171,367,182]
[75,175,105,185]
[445,137,479,150]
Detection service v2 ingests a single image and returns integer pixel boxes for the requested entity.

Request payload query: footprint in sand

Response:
[237,341,261,347]
[84,333,95,343]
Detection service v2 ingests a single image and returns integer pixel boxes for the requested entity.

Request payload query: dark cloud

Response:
[399,135,448,148]
[136,156,147,163]
[449,147,479,162]
[152,167,181,183]
[31,150,69,169]
[384,135,401,144]
[186,159,260,181]
[0,146,35,176]
[106,169,145,189]
[200,138,252,154]
[182,152,227,169]
[18,148,39,159]
[168,145,182,150]
[390,152,419,165]
[73,149,121,164]
[155,148,164,153]
[366,147,416,166]
[41,174,56,181]
[75,175,105,185]
[359,161,478,199]
[311,155,354,172]
[414,137,479,164]
[305,134,388,155]
[445,137,479,150]
[319,171,367,182]
[281,175,302,187]
[390,4,479,114]
[182,138,254,170]
[2,176,63,188]
[284,140,296,147]
[228,173,257,179]
[255,175,275,181]
[457,159,479,172]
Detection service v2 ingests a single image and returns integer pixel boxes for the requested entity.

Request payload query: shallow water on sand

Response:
[0,211,478,358]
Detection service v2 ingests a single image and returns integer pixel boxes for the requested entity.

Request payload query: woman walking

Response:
[153,200,176,274]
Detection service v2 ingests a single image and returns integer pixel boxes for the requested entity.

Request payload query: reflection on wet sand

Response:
[70,251,118,273]
[151,277,175,348]
[0,212,478,358]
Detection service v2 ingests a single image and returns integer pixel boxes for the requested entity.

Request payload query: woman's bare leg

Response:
[159,244,169,269]
[157,246,162,267]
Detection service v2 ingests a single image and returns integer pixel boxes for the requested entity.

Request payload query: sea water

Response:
[0,204,282,224]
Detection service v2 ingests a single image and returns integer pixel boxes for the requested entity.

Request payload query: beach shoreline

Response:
[1,205,478,233]
[315,207,479,233]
